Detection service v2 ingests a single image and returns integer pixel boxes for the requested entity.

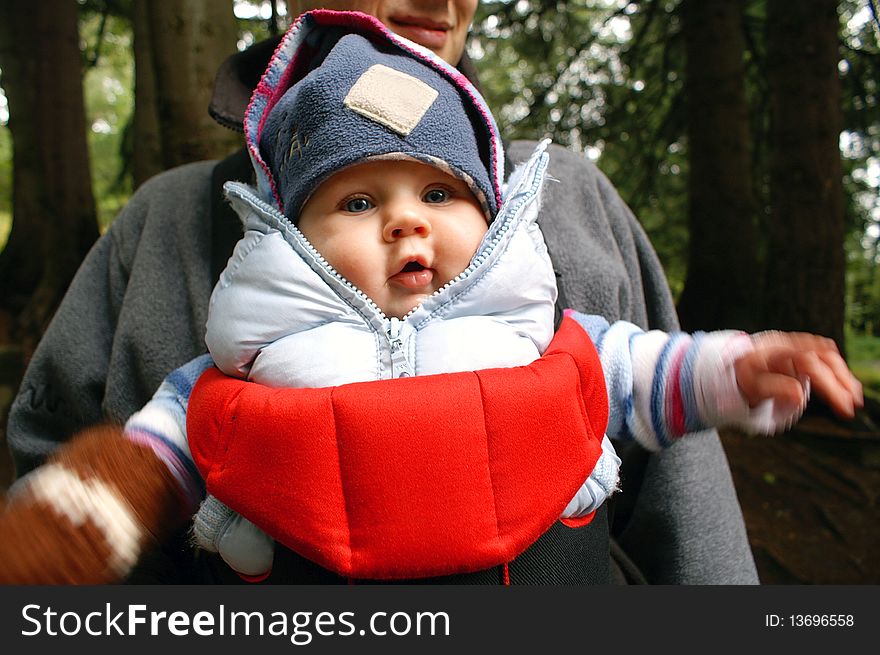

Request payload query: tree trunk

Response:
[0,0,99,346]
[677,0,760,332]
[132,0,165,188]
[764,0,845,347]
[132,0,240,177]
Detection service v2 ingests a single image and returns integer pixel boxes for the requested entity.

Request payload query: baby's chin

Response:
[382,293,432,319]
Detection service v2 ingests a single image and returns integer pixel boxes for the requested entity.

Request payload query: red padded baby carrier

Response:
[187,316,608,580]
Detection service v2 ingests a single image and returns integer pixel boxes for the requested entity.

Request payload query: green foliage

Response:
[472,0,880,322]
[235,0,291,49]
[846,330,880,395]
[471,0,691,294]
[839,0,880,335]
[80,11,134,230]
[3,0,876,334]
[74,1,288,231]
[2,1,284,245]
[848,329,880,358]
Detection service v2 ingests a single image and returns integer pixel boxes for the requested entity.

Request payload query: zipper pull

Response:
[386,317,412,378]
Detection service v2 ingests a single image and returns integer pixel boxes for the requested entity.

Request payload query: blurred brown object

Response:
[0,425,185,584]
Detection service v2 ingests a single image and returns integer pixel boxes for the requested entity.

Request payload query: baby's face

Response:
[298,160,488,318]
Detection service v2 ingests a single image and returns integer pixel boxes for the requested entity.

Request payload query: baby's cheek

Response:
[322,245,365,281]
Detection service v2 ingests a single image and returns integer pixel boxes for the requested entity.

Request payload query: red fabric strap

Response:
[187,316,608,579]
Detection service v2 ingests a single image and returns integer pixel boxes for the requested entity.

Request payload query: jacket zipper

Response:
[386,316,412,378]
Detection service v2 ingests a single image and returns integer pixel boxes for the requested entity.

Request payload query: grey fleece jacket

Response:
[6,139,758,585]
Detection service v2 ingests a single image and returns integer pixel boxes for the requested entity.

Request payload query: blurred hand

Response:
[734,331,864,419]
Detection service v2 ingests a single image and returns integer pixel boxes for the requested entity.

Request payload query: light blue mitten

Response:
[192,494,275,579]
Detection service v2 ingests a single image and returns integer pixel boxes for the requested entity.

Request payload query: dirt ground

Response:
[0,335,877,584]
[720,400,880,584]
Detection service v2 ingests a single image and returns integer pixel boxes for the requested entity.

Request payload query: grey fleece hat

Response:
[258,32,498,221]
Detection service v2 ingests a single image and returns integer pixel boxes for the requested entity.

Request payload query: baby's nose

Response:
[384,204,431,240]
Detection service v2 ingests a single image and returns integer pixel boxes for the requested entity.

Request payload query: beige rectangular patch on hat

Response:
[344,64,439,136]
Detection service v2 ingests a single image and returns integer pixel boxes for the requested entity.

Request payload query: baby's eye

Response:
[344,197,373,213]
[423,188,449,204]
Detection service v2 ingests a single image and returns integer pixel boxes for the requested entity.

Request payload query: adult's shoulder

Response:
[506,139,628,218]
[114,160,218,228]
[507,139,606,181]
[138,159,218,191]
[506,139,677,330]
[105,160,219,260]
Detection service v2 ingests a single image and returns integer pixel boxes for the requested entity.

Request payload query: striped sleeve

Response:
[123,354,214,512]
[567,312,803,451]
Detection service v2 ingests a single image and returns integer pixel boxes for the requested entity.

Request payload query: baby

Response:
[1,10,862,585]
[130,13,613,579]
[131,12,861,581]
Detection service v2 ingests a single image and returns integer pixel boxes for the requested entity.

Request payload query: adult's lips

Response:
[388,16,451,51]
[390,259,435,289]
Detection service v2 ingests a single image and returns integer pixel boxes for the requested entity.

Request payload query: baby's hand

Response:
[734,332,864,419]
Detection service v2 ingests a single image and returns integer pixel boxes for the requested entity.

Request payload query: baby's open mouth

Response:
[391,260,433,290]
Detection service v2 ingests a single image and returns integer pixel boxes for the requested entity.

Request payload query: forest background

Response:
[0,0,878,582]
[1,0,878,383]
